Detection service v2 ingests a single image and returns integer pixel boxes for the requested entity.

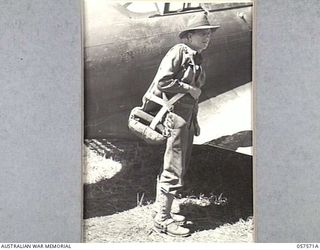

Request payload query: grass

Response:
[83,144,122,184]
[83,139,253,242]
[83,204,253,243]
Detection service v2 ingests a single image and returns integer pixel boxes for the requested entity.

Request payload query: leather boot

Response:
[153,190,190,237]
[152,209,186,224]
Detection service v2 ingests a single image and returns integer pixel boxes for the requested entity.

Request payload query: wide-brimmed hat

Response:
[179,12,220,38]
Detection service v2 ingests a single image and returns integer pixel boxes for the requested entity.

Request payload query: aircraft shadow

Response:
[179,143,253,232]
[84,139,252,232]
[204,130,252,150]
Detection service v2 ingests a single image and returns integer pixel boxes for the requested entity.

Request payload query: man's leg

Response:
[153,175,186,224]
[158,124,190,195]
[153,189,190,237]
[171,122,194,215]
[185,122,195,173]
[153,124,191,236]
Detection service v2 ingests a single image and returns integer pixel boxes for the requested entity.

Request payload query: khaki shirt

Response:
[156,43,206,95]
[143,43,206,124]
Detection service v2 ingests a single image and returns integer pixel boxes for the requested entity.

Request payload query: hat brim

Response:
[179,25,220,38]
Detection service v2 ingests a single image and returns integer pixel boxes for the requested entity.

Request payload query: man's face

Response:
[189,29,212,52]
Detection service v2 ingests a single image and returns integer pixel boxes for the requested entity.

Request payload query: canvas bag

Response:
[128,46,197,144]
[128,92,186,144]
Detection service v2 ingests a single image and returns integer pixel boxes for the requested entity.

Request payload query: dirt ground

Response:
[83,139,253,242]
[84,204,253,243]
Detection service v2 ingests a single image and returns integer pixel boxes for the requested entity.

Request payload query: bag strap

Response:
[147,48,198,130]
[148,92,185,129]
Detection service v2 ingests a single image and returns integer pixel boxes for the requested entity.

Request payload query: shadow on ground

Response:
[84,139,252,233]
[205,130,252,151]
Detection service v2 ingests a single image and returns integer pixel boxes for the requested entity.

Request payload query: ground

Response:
[83,139,253,242]
[84,205,253,242]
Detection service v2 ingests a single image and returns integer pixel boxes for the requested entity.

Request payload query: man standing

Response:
[144,12,220,237]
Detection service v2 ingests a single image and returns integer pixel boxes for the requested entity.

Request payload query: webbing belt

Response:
[145,92,185,130]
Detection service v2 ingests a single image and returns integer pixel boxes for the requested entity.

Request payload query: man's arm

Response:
[156,45,200,98]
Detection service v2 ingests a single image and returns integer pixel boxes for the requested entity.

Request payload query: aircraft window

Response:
[123,2,159,13]
[119,2,201,14]
[115,2,203,18]
[162,2,202,13]
[154,2,253,16]
[116,2,252,19]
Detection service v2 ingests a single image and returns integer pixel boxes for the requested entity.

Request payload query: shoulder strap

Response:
[147,92,185,130]
[144,44,198,130]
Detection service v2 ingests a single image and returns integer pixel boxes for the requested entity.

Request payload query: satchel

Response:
[129,45,198,144]
[128,93,185,145]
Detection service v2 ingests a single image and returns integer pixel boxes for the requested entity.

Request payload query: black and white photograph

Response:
[4,0,320,244]
[83,0,253,242]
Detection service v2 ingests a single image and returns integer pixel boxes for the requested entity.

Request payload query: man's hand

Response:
[194,121,201,136]
[189,86,201,100]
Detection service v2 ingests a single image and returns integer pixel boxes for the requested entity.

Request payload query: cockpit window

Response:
[115,2,202,18]
[162,2,201,14]
[114,2,160,18]
[115,2,252,19]
[124,2,159,13]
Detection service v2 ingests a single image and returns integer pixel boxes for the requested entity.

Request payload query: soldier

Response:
[145,12,219,237]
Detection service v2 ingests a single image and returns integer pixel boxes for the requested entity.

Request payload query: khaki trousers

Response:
[158,104,195,196]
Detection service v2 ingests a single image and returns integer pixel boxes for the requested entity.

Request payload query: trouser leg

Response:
[171,122,194,213]
[156,120,194,210]
[184,122,194,173]
[154,125,187,221]
[158,123,191,196]
[153,122,193,237]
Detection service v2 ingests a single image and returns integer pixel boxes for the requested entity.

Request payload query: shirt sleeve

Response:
[156,45,190,94]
